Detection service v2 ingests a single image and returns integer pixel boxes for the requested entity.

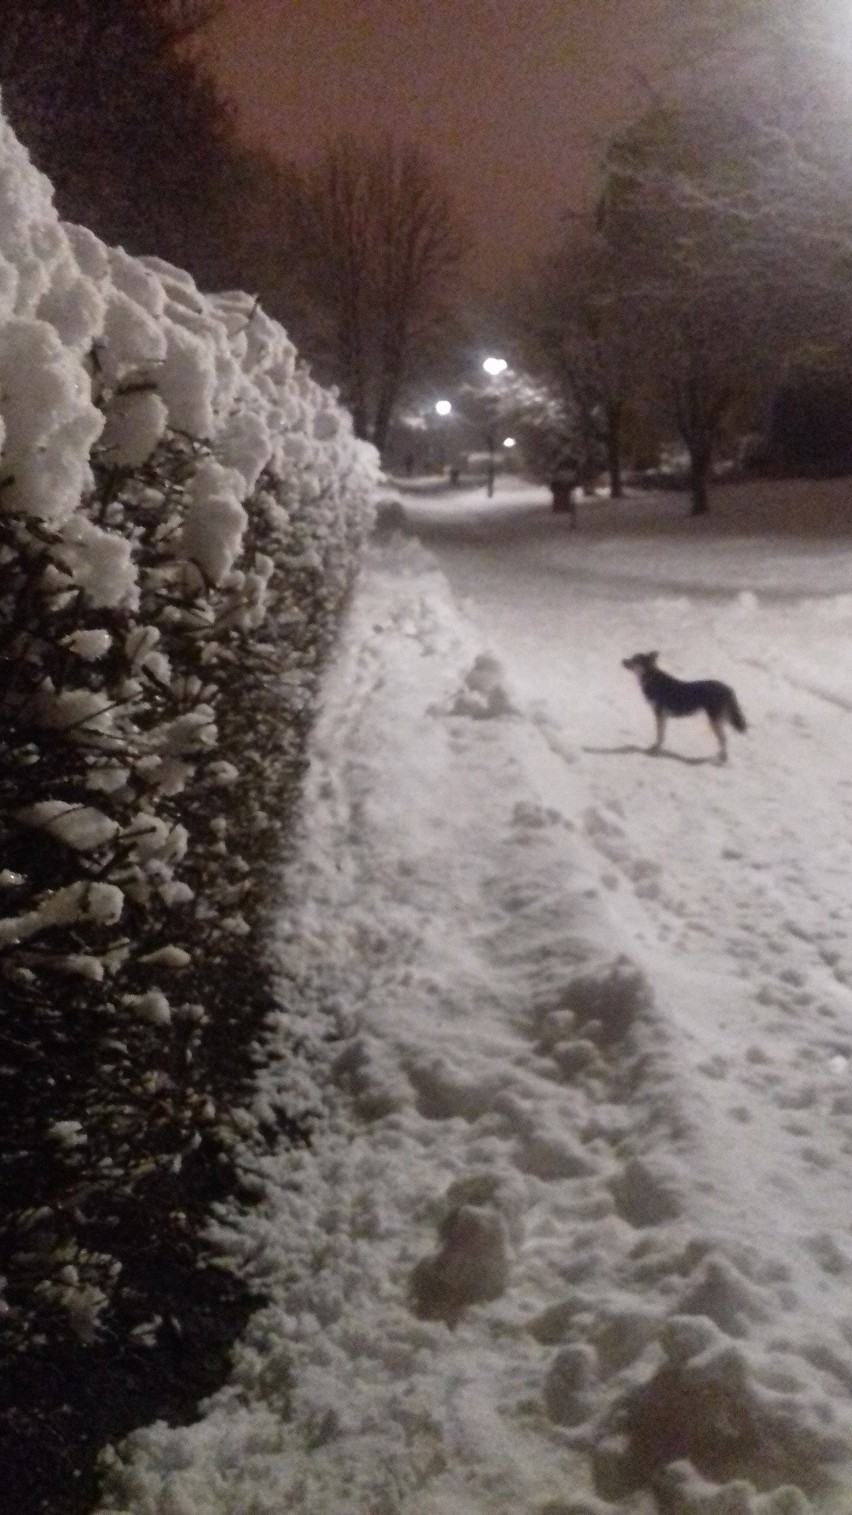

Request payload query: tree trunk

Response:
[687,444,711,515]
[605,407,623,499]
[350,398,370,442]
[672,368,725,518]
[372,368,402,455]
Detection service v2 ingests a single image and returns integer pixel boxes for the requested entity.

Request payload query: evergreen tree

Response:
[0,1,234,277]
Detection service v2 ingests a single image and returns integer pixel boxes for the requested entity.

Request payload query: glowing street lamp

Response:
[431,398,454,473]
[483,356,508,377]
[502,436,516,448]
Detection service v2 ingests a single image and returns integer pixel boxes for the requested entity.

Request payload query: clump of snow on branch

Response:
[182,459,248,585]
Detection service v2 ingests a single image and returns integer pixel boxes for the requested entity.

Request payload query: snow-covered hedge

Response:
[0,105,377,1359]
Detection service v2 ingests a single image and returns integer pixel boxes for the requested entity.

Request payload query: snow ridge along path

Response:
[100,496,852,1515]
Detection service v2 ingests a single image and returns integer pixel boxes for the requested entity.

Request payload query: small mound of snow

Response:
[409,1199,510,1325]
[372,495,410,537]
[610,1155,685,1227]
[450,652,516,719]
[601,1323,851,1499]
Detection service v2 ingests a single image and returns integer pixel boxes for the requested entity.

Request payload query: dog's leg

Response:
[709,716,728,763]
[648,709,665,753]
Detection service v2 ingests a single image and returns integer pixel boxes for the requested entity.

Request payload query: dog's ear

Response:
[647,650,659,664]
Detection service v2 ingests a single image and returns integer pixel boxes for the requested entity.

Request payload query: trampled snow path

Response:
[100,482,852,1515]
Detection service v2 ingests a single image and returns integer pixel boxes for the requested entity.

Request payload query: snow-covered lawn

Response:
[99,478,852,1515]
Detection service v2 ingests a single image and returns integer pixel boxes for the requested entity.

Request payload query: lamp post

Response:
[432,359,508,494]
[434,398,452,474]
[482,356,508,497]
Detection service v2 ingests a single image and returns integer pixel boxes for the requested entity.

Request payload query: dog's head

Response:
[622,651,659,676]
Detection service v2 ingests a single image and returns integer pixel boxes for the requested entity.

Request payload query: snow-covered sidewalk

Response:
[99,488,852,1515]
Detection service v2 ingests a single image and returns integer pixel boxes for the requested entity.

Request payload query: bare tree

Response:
[282,135,465,451]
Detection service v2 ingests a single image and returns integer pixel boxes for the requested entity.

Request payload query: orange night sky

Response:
[205,0,686,290]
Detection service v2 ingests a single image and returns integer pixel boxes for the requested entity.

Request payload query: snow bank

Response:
[96,527,852,1514]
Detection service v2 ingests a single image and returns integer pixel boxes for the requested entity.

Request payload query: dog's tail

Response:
[727,692,747,733]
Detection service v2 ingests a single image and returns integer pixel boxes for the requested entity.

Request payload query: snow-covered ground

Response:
[99,478,852,1515]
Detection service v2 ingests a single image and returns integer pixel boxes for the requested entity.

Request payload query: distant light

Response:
[435,399,452,415]
[502,436,516,448]
[483,356,507,376]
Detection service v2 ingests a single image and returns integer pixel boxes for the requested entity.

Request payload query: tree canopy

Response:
[513,1,852,509]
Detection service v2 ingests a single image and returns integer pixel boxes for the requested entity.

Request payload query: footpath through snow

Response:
[99,483,852,1515]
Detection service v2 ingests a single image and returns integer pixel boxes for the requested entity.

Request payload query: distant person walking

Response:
[549,451,579,526]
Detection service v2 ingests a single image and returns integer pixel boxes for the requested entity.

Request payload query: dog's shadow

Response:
[583,744,720,767]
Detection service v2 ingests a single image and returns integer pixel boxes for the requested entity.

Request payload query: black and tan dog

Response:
[622,651,747,762]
